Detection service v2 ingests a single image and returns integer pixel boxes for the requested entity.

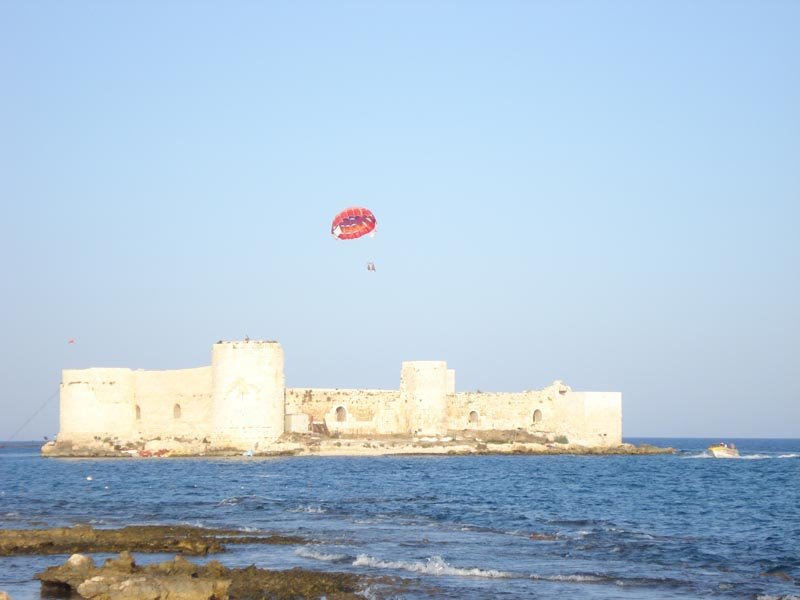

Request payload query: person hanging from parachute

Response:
[331,207,377,272]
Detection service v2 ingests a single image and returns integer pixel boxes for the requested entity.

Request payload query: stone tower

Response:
[400,361,448,436]
[210,340,285,451]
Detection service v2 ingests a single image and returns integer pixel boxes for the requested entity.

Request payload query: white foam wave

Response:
[531,573,606,583]
[182,520,207,528]
[217,497,242,506]
[295,547,350,563]
[216,495,262,506]
[353,554,511,578]
[778,453,800,459]
[288,505,327,513]
[756,595,800,600]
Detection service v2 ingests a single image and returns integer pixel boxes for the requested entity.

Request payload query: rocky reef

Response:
[37,552,373,600]
[0,525,302,556]
[0,526,396,599]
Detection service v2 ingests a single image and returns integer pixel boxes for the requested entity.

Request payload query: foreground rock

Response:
[37,552,375,600]
[0,525,303,556]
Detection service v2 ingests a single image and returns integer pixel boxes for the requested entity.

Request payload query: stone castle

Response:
[51,340,622,453]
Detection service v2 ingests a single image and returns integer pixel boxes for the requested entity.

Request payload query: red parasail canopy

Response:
[331,207,377,240]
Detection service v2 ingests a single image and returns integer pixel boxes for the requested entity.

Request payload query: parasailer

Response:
[331,207,376,240]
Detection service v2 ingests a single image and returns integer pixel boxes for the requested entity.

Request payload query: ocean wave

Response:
[756,595,800,600]
[215,495,266,507]
[531,573,607,583]
[353,554,511,578]
[295,547,352,563]
[287,505,327,514]
[531,572,687,588]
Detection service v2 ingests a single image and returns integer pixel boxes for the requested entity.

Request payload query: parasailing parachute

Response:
[331,207,377,240]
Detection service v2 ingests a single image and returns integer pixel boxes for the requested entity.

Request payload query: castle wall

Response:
[555,391,622,446]
[447,386,622,447]
[447,391,555,431]
[285,388,402,435]
[133,367,212,440]
[59,368,136,442]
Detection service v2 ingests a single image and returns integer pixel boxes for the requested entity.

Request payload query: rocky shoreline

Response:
[0,525,397,599]
[37,552,377,600]
[41,431,675,458]
[0,525,303,557]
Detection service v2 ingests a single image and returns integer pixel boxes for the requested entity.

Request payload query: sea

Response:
[1,438,798,600]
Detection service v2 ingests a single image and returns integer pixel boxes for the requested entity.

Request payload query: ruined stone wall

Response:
[285,388,402,435]
[447,390,555,432]
[446,385,622,447]
[133,367,212,440]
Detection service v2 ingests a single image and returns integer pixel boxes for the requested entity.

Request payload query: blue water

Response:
[1,438,799,599]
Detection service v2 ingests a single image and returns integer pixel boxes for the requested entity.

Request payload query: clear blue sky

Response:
[1,1,798,440]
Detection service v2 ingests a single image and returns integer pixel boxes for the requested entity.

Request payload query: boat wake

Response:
[682,452,798,460]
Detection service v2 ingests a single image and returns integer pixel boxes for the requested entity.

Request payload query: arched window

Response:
[336,406,347,422]
[469,410,479,424]
[173,403,181,419]
[533,409,542,423]
[135,405,141,420]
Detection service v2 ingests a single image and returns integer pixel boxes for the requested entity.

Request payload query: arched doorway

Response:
[173,403,181,419]
[336,406,347,422]
[532,409,542,424]
[469,410,479,424]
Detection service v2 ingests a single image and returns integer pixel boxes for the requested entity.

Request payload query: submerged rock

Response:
[0,525,304,556]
